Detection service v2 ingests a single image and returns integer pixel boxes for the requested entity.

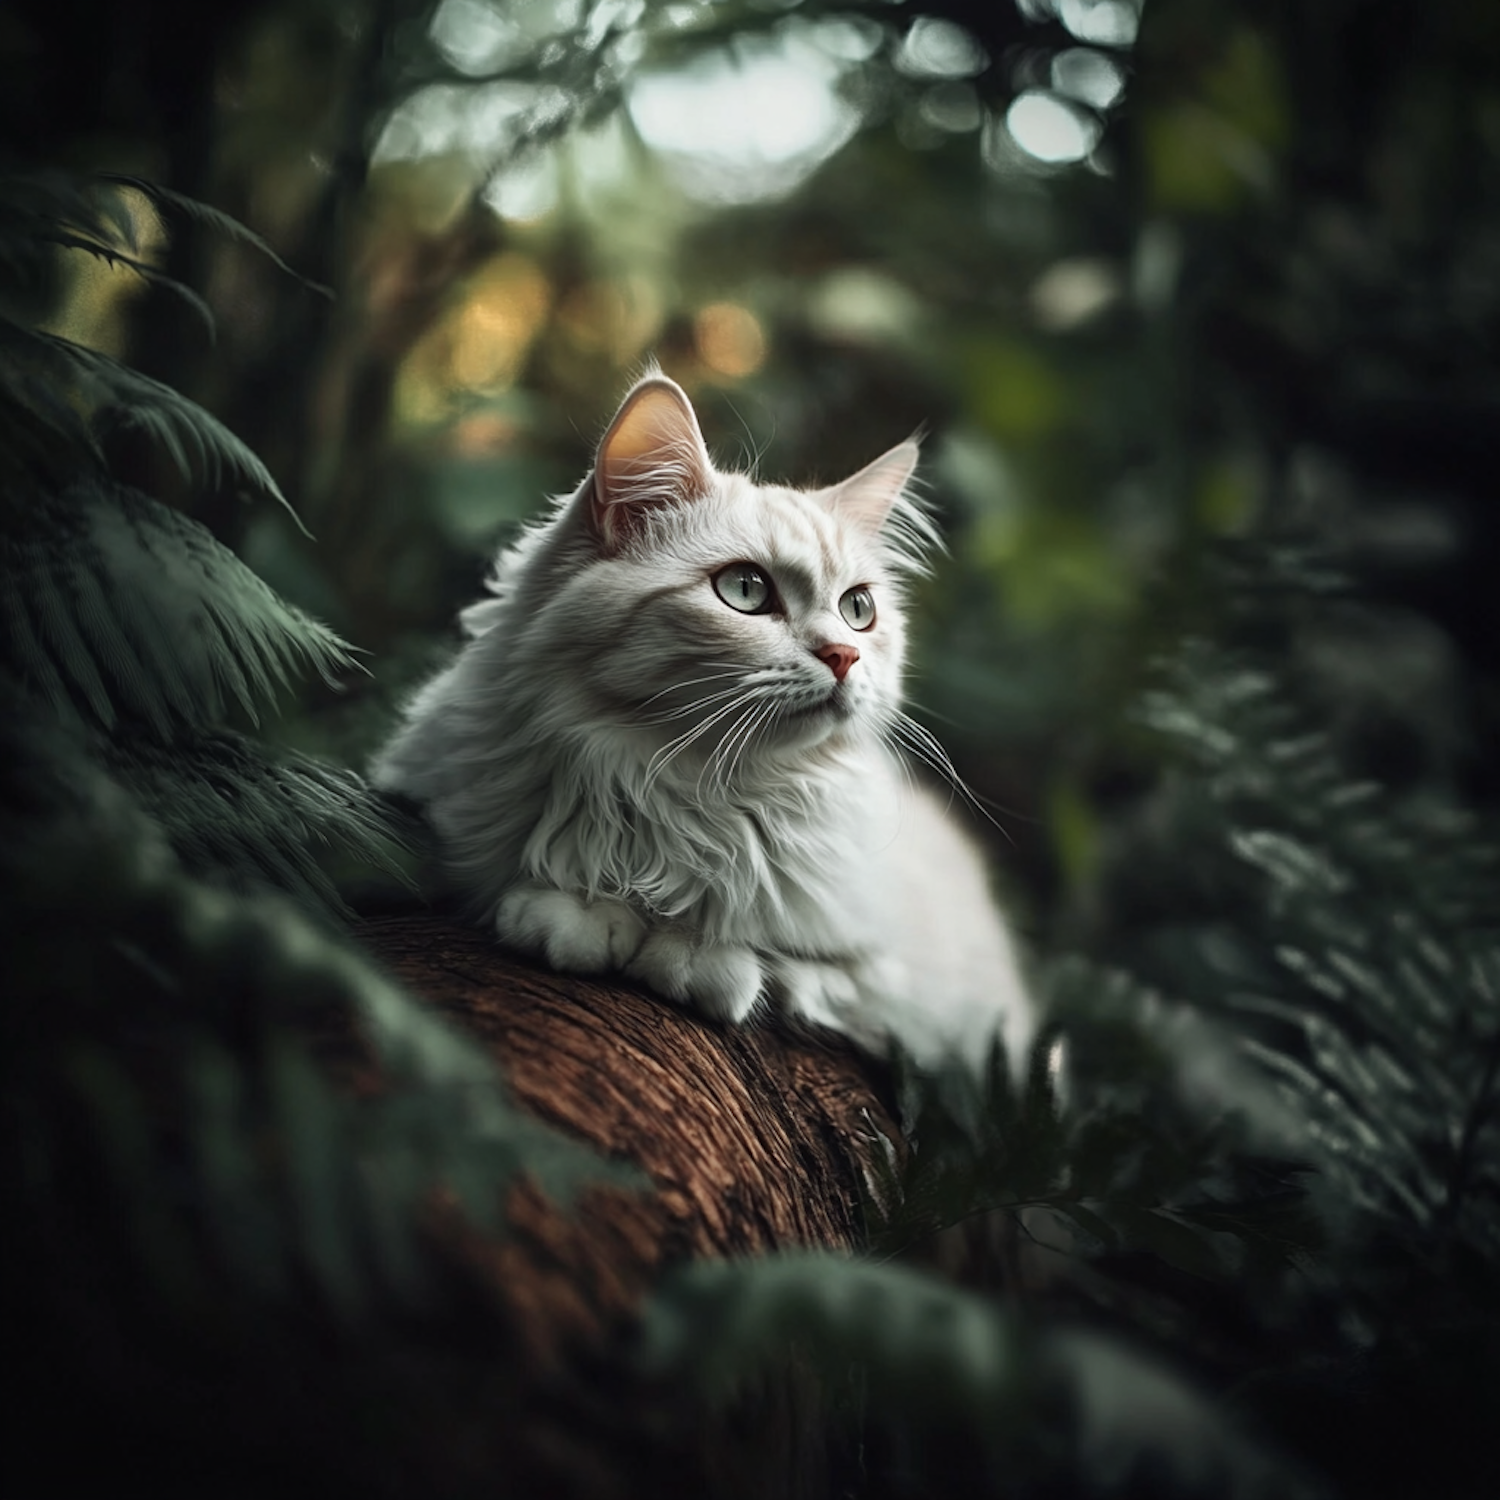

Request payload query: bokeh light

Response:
[1006,90,1103,163]
[1052,48,1125,110]
[628,35,857,204]
[1058,0,1141,48]
[694,302,768,378]
[1028,257,1122,329]
[557,276,665,364]
[396,252,552,424]
[449,254,551,390]
[895,17,989,79]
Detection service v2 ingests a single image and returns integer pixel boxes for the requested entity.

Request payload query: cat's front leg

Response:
[625,929,764,1024]
[495,883,646,973]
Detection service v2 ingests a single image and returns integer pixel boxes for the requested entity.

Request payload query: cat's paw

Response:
[626,930,764,1023]
[772,956,887,1051]
[495,885,646,973]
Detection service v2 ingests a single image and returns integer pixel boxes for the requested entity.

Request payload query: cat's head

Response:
[507,372,936,775]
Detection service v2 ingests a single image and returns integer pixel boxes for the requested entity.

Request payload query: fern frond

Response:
[0,170,139,250]
[874,960,1317,1293]
[1140,634,1500,1267]
[98,727,414,919]
[39,227,217,340]
[0,171,140,312]
[0,315,303,525]
[0,352,104,485]
[100,174,333,298]
[0,479,354,734]
[643,1252,1311,1497]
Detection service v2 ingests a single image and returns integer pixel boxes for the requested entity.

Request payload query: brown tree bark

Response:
[357,913,902,1359]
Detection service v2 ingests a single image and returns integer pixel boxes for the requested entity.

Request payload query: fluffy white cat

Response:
[373,372,1034,1072]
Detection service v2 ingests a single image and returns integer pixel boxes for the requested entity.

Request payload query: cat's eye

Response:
[714,563,773,614]
[839,585,877,631]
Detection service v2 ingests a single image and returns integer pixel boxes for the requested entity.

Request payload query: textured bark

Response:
[358,912,901,1357]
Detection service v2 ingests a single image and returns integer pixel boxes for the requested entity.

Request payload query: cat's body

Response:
[373,373,1033,1071]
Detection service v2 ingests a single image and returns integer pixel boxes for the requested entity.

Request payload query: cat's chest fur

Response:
[525,739,894,957]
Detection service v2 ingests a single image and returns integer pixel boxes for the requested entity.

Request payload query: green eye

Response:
[714,563,772,613]
[839,585,876,631]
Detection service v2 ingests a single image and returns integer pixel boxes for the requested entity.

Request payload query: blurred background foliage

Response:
[20,0,1500,919]
[5,0,1500,1495]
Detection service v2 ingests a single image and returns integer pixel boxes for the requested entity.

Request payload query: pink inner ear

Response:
[592,376,713,550]
[825,441,921,536]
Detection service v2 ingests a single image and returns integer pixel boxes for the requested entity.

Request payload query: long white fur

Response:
[372,373,1035,1071]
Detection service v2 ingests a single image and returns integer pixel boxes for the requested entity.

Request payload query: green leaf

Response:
[1,479,356,736]
[643,1252,1312,1496]
[100,174,333,299]
[185,1040,289,1299]
[268,1036,373,1315]
[642,1252,1023,1414]
[40,228,217,341]
[0,317,305,527]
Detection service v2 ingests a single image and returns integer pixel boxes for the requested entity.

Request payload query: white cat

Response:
[373,372,1034,1072]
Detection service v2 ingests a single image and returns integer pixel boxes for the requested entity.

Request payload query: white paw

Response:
[495,885,646,973]
[773,956,860,1027]
[772,956,887,1051]
[626,929,764,1023]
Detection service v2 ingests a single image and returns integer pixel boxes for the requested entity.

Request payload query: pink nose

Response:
[815,643,860,682]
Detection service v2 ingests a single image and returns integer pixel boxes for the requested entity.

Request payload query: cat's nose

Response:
[815,642,860,682]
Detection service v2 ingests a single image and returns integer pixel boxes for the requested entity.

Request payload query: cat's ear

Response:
[591,375,713,551]
[824,440,921,536]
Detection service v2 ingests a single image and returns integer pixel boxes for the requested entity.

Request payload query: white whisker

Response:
[647,701,739,777]
[888,711,1017,846]
[636,684,748,726]
[879,724,918,803]
[699,700,754,796]
[633,668,751,715]
[716,696,776,788]
[645,690,760,791]
[702,690,774,793]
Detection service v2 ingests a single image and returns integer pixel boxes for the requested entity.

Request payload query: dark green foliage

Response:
[0,171,138,318]
[1092,537,1500,1294]
[93,726,413,913]
[22,323,298,513]
[11,746,568,1261]
[2,477,351,731]
[0,169,308,513]
[0,160,637,1499]
[2,712,632,1498]
[0,165,414,917]
[1139,636,1500,1262]
[0,144,568,1265]
[1042,549,1500,1495]
[644,1251,1316,1499]
[2,715,619,1296]
[0,468,405,914]
[875,976,1316,1293]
